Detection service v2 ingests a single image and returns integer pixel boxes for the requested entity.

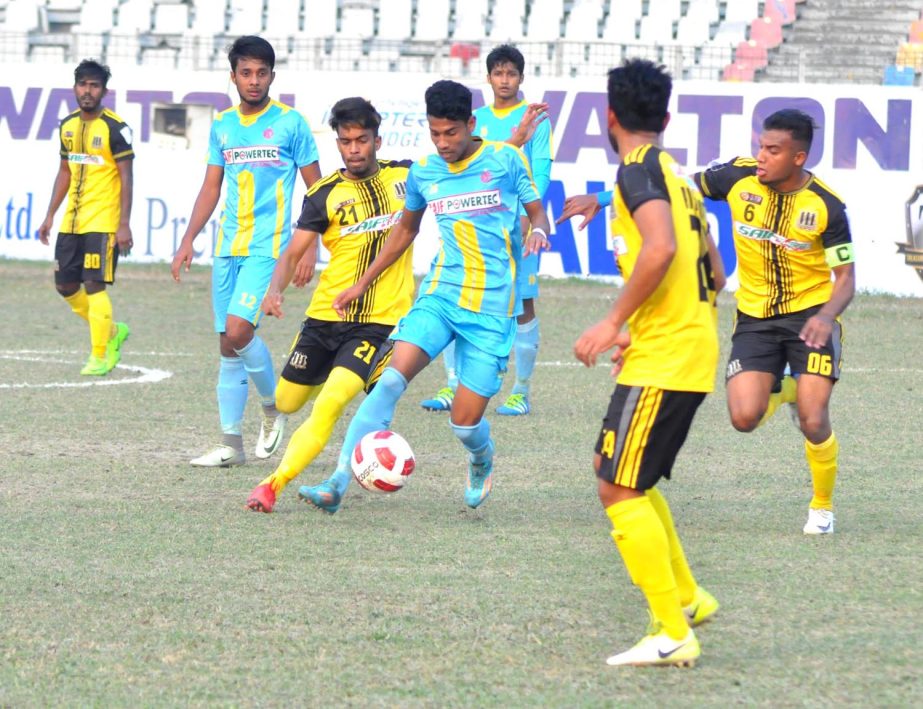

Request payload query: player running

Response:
[300,79,552,514]
[573,59,723,667]
[246,97,414,513]
[420,44,553,416]
[38,59,133,376]
[171,36,320,468]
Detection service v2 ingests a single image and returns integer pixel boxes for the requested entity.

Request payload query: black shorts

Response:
[594,385,706,491]
[280,318,394,388]
[54,232,119,285]
[727,305,843,382]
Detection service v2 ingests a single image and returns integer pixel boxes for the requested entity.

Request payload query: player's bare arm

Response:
[800,262,855,349]
[522,198,552,255]
[299,161,321,190]
[332,207,424,319]
[706,229,726,293]
[508,103,549,148]
[38,159,71,245]
[171,164,224,281]
[116,158,134,256]
[262,227,319,318]
[574,199,676,367]
[556,193,601,231]
[291,162,322,286]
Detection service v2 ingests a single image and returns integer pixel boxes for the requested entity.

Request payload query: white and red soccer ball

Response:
[351,430,415,493]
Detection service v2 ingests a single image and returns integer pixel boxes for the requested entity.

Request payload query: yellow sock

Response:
[646,487,697,607]
[64,289,89,322]
[86,290,113,358]
[606,495,688,640]
[264,367,365,493]
[806,432,838,510]
[759,375,797,427]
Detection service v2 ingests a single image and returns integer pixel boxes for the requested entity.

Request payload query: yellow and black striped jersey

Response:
[58,108,134,234]
[296,159,414,325]
[695,157,854,319]
[611,145,719,393]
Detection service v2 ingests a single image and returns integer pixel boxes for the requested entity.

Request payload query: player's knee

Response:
[274,379,305,414]
[56,283,80,298]
[727,402,762,432]
[224,320,253,351]
[799,411,830,441]
[83,280,105,295]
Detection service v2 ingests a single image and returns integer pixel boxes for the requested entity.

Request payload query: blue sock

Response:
[217,355,248,435]
[451,418,493,464]
[331,367,408,495]
[443,340,458,390]
[234,335,276,405]
[512,318,540,396]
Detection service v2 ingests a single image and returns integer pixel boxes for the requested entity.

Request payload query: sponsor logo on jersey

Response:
[393,181,407,199]
[341,210,403,235]
[611,235,629,256]
[120,125,133,145]
[92,136,103,148]
[335,198,357,210]
[67,153,104,165]
[797,210,818,230]
[740,191,763,205]
[429,189,502,215]
[734,221,812,252]
[222,145,280,164]
[263,127,274,139]
[429,183,439,194]
[480,170,492,184]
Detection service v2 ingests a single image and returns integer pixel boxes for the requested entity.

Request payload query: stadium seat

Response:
[722,61,755,81]
[340,6,375,39]
[711,20,748,46]
[686,0,719,23]
[301,0,337,38]
[3,0,41,31]
[45,0,81,32]
[750,16,782,49]
[647,0,682,21]
[677,13,712,45]
[764,0,797,26]
[152,3,189,36]
[227,0,263,36]
[190,0,227,34]
[734,39,768,69]
[453,6,487,41]
[488,0,525,40]
[527,7,561,42]
[115,0,153,32]
[72,0,118,33]
[910,19,923,44]
[376,0,411,40]
[415,0,450,41]
[265,0,302,35]
[724,0,759,24]
[29,44,68,63]
[896,41,923,71]
[639,14,675,44]
[564,0,602,41]
[883,63,916,85]
[602,13,638,42]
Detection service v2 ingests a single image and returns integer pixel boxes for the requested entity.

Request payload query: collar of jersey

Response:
[487,99,527,119]
[236,99,275,126]
[446,138,487,173]
[771,172,815,196]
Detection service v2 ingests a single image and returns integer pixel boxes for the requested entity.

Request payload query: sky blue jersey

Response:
[473,100,553,199]
[405,139,540,317]
[207,100,318,259]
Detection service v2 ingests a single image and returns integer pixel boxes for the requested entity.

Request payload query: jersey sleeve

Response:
[109,119,134,162]
[694,158,754,201]
[207,119,225,167]
[528,118,553,199]
[292,112,319,168]
[820,196,854,267]
[616,158,670,214]
[295,187,329,233]
[404,163,427,212]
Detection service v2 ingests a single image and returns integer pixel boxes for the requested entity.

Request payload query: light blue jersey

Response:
[473,100,553,199]
[405,139,540,317]
[207,100,318,259]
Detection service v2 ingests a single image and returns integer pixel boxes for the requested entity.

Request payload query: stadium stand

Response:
[0,0,919,84]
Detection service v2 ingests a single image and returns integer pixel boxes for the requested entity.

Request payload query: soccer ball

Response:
[351,430,415,493]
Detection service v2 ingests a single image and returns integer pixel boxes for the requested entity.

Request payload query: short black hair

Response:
[328,97,382,135]
[74,59,111,88]
[763,109,815,153]
[607,58,672,133]
[486,44,525,75]
[424,80,472,122]
[228,35,275,71]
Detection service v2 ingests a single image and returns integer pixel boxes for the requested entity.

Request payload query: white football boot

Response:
[803,507,835,535]
[190,445,246,468]
[255,413,287,459]
[606,627,700,668]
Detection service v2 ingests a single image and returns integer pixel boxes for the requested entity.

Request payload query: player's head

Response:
[329,97,383,179]
[425,80,477,163]
[486,44,525,102]
[228,36,275,109]
[605,59,672,155]
[756,109,815,188]
[73,60,110,113]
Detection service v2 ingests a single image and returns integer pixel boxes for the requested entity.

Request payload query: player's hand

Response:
[556,194,601,231]
[38,216,53,245]
[293,248,317,288]
[800,313,834,349]
[116,224,133,257]
[170,241,194,282]
[510,103,549,147]
[523,228,551,256]
[574,320,628,368]
[608,332,631,378]
[332,283,365,319]
[262,290,285,318]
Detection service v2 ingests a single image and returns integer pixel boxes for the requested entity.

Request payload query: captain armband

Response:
[825,242,855,267]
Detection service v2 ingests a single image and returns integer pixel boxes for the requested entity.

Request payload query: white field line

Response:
[0,352,173,389]
[534,361,923,373]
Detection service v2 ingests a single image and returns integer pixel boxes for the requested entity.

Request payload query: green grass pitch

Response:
[1,259,920,706]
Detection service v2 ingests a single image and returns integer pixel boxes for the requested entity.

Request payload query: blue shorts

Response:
[517,251,539,301]
[211,255,276,333]
[393,294,515,398]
